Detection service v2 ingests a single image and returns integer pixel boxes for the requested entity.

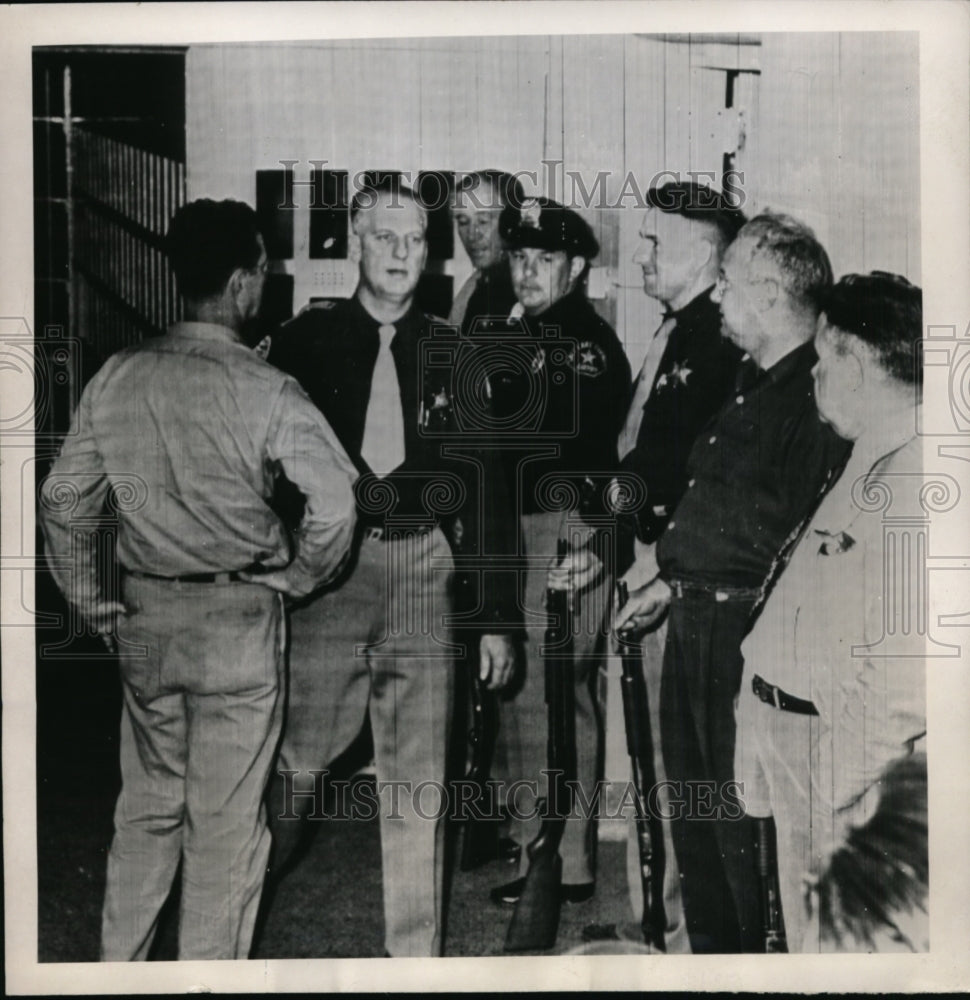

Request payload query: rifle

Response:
[504,538,576,952]
[615,580,667,952]
[459,668,502,870]
[753,815,788,952]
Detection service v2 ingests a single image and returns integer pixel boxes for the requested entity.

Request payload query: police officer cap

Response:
[499,197,599,259]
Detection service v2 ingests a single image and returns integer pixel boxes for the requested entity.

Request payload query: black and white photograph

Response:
[3,1,970,994]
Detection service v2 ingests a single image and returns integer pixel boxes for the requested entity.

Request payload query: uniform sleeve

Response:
[808,526,926,854]
[568,321,631,477]
[38,376,113,618]
[266,379,358,596]
[470,444,522,634]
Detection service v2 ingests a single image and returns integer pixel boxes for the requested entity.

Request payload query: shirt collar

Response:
[852,407,921,474]
[759,338,817,386]
[531,286,586,324]
[169,321,246,347]
[351,293,424,338]
[668,285,717,323]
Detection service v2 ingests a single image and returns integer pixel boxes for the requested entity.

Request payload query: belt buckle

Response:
[362,525,384,543]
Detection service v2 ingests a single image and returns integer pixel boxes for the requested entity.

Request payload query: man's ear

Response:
[227,267,248,303]
[347,230,362,265]
[845,338,869,392]
[568,255,586,284]
[754,276,780,312]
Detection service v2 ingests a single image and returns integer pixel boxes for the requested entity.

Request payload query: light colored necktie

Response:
[617,314,677,459]
[360,323,406,476]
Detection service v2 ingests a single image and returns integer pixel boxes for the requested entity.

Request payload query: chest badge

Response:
[656,361,692,390]
[573,340,607,378]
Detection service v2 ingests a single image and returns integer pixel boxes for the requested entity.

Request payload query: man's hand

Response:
[238,568,307,599]
[479,633,515,691]
[614,577,671,637]
[546,546,603,594]
[85,600,128,653]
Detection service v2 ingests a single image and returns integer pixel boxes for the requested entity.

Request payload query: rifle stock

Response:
[616,580,667,952]
[505,539,575,952]
[754,815,788,952]
[459,670,501,870]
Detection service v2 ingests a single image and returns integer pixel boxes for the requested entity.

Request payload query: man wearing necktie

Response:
[482,198,632,908]
[266,181,516,957]
[448,169,522,333]
[615,213,852,952]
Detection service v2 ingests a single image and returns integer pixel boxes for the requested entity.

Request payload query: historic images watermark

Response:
[273,162,747,211]
[276,770,747,823]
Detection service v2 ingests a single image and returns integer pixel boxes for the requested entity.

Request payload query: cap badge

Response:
[520,199,542,229]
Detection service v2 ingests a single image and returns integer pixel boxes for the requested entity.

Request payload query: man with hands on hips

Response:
[40,199,358,961]
[267,180,516,956]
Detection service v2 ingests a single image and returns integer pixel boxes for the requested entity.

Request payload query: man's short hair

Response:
[645,182,746,251]
[165,199,262,301]
[738,212,834,308]
[350,178,427,225]
[454,170,525,210]
[821,271,923,386]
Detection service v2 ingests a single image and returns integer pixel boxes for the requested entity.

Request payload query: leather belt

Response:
[752,673,818,716]
[668,578,761,602]
[126,565,266,585]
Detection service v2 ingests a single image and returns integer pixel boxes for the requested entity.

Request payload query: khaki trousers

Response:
[279,528,455,957]
[103,575,284,961]
[495,510,608,885]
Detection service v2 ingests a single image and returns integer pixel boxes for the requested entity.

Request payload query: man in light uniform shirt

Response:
[735,272,927,952]
[39,199,358,961]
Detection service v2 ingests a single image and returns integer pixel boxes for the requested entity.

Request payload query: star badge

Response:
[657,361,692,391]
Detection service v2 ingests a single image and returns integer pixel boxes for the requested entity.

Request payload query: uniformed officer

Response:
[570,181,747,952]
[449,169,523,333]
[480,197,632,906]
[266,181,517,957]
[39,199,359,960]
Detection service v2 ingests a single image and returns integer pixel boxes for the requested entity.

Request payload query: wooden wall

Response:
[186,32,920,358]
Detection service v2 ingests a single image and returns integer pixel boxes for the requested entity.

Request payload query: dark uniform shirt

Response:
[657,339,852,588]
[469,286,632,518]
[618,289,746,543]
[268,294,518,630]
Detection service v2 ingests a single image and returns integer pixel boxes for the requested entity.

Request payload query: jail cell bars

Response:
[72,127,185,356]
